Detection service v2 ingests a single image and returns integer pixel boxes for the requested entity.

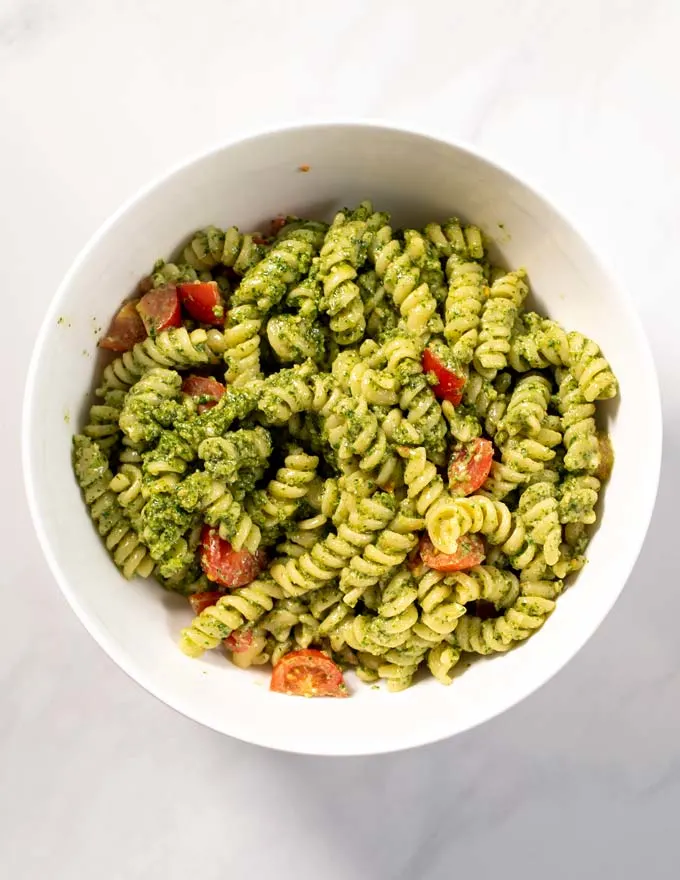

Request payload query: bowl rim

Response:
[22,119,663,754]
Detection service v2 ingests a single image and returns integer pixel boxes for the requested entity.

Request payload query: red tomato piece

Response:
[136,286,181,336]
[200,526,266,588]
[270,217,287,235]
[99,300,147,351]
[177,281,225,326]
[419,534,486,572]
[448,438,494,496]
[224,630,254,654]
[181,375,226,414]
[270,649,348,698]
[188,591,223,616]
[422,348,466,405]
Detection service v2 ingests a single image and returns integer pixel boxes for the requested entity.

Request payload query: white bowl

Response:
[23,122,662,755]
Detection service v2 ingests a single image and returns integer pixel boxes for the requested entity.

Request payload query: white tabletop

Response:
[2,1,678,877]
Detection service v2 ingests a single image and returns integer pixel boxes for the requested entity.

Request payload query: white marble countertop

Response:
[2,1,679,877]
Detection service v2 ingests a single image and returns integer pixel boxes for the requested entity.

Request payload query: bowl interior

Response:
[24,123,661,754]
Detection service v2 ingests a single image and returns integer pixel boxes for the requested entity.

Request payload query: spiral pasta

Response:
[454,578,562,654]
[556,369,601,473]
[318,211,370,345]
[400,446,447,517]
[109,463,145,526]
[271,492,397,598]
[73,436,154,578]
[337,354,401,407]
[473,270,528,379]
[500,373,552,439]
[414,568,467,640]
[443,254,488,362]
[73,200,619,697]
[427,642,462,685]
[370,225,439,337]
[82,389,126,451]
[399,374,448,463]
[339,501,424,601]
[198,427,271,495]
[558,474,601,525]
[183,225,269,275]
[175,471,262,553]
[500,434,557,479]
[509,317,561,373]
[455,370,511,439]
[286,273,322,319]
[517,480,562,566]
[246,448,320,534]
[256,362,337,425]
[234,222,324,313]
[323,396,400,483]
[388,230,439,336]
[118,368,183,445]
[358,270,400,339]
[179,577,285,657]
[147,259,201,288]
[425,494,512,554]
[276,514,328,558]
[567,331,618,401]
[98,327,221,395]
[424,218,484,261]
[266,314,326,364]
[222,304,262,386]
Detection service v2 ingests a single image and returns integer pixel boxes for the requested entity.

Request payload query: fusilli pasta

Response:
[74,199,618,697]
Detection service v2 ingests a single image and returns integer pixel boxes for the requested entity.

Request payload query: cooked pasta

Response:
[425,494,513,554]
[73,436,154,579]
[318,210,369,345]
[183,225,268,275]
[73,199,618,696]
[98,327,223,395]
[444,254,487,363]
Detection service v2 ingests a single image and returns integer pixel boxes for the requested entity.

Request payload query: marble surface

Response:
[2,0,679,877]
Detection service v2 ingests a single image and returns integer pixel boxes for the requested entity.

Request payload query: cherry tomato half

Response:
[200,526,266,588]
[270,649,348,698]
[136,286,182,336]
[177,281,225,326]
[422,348,466,405]
[188,591,223,616]
[99,300,147,351]
[224,630,254,654]
[448,439,494,496]
[181,375,226,414]
[419,534,486,572]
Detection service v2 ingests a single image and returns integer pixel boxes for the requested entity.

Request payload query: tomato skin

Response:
[224,630,254,653]
[419,534,486,572]
[99,300,147,351]
[136,285,182,335]
[270,216,287,235]
[188,591,223,616]
[200,526,266,588]
[422,348,466,405]
[177,281,225,326]
[270,649,348,698]
[181,375,226,413]
[448,439,494,496]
